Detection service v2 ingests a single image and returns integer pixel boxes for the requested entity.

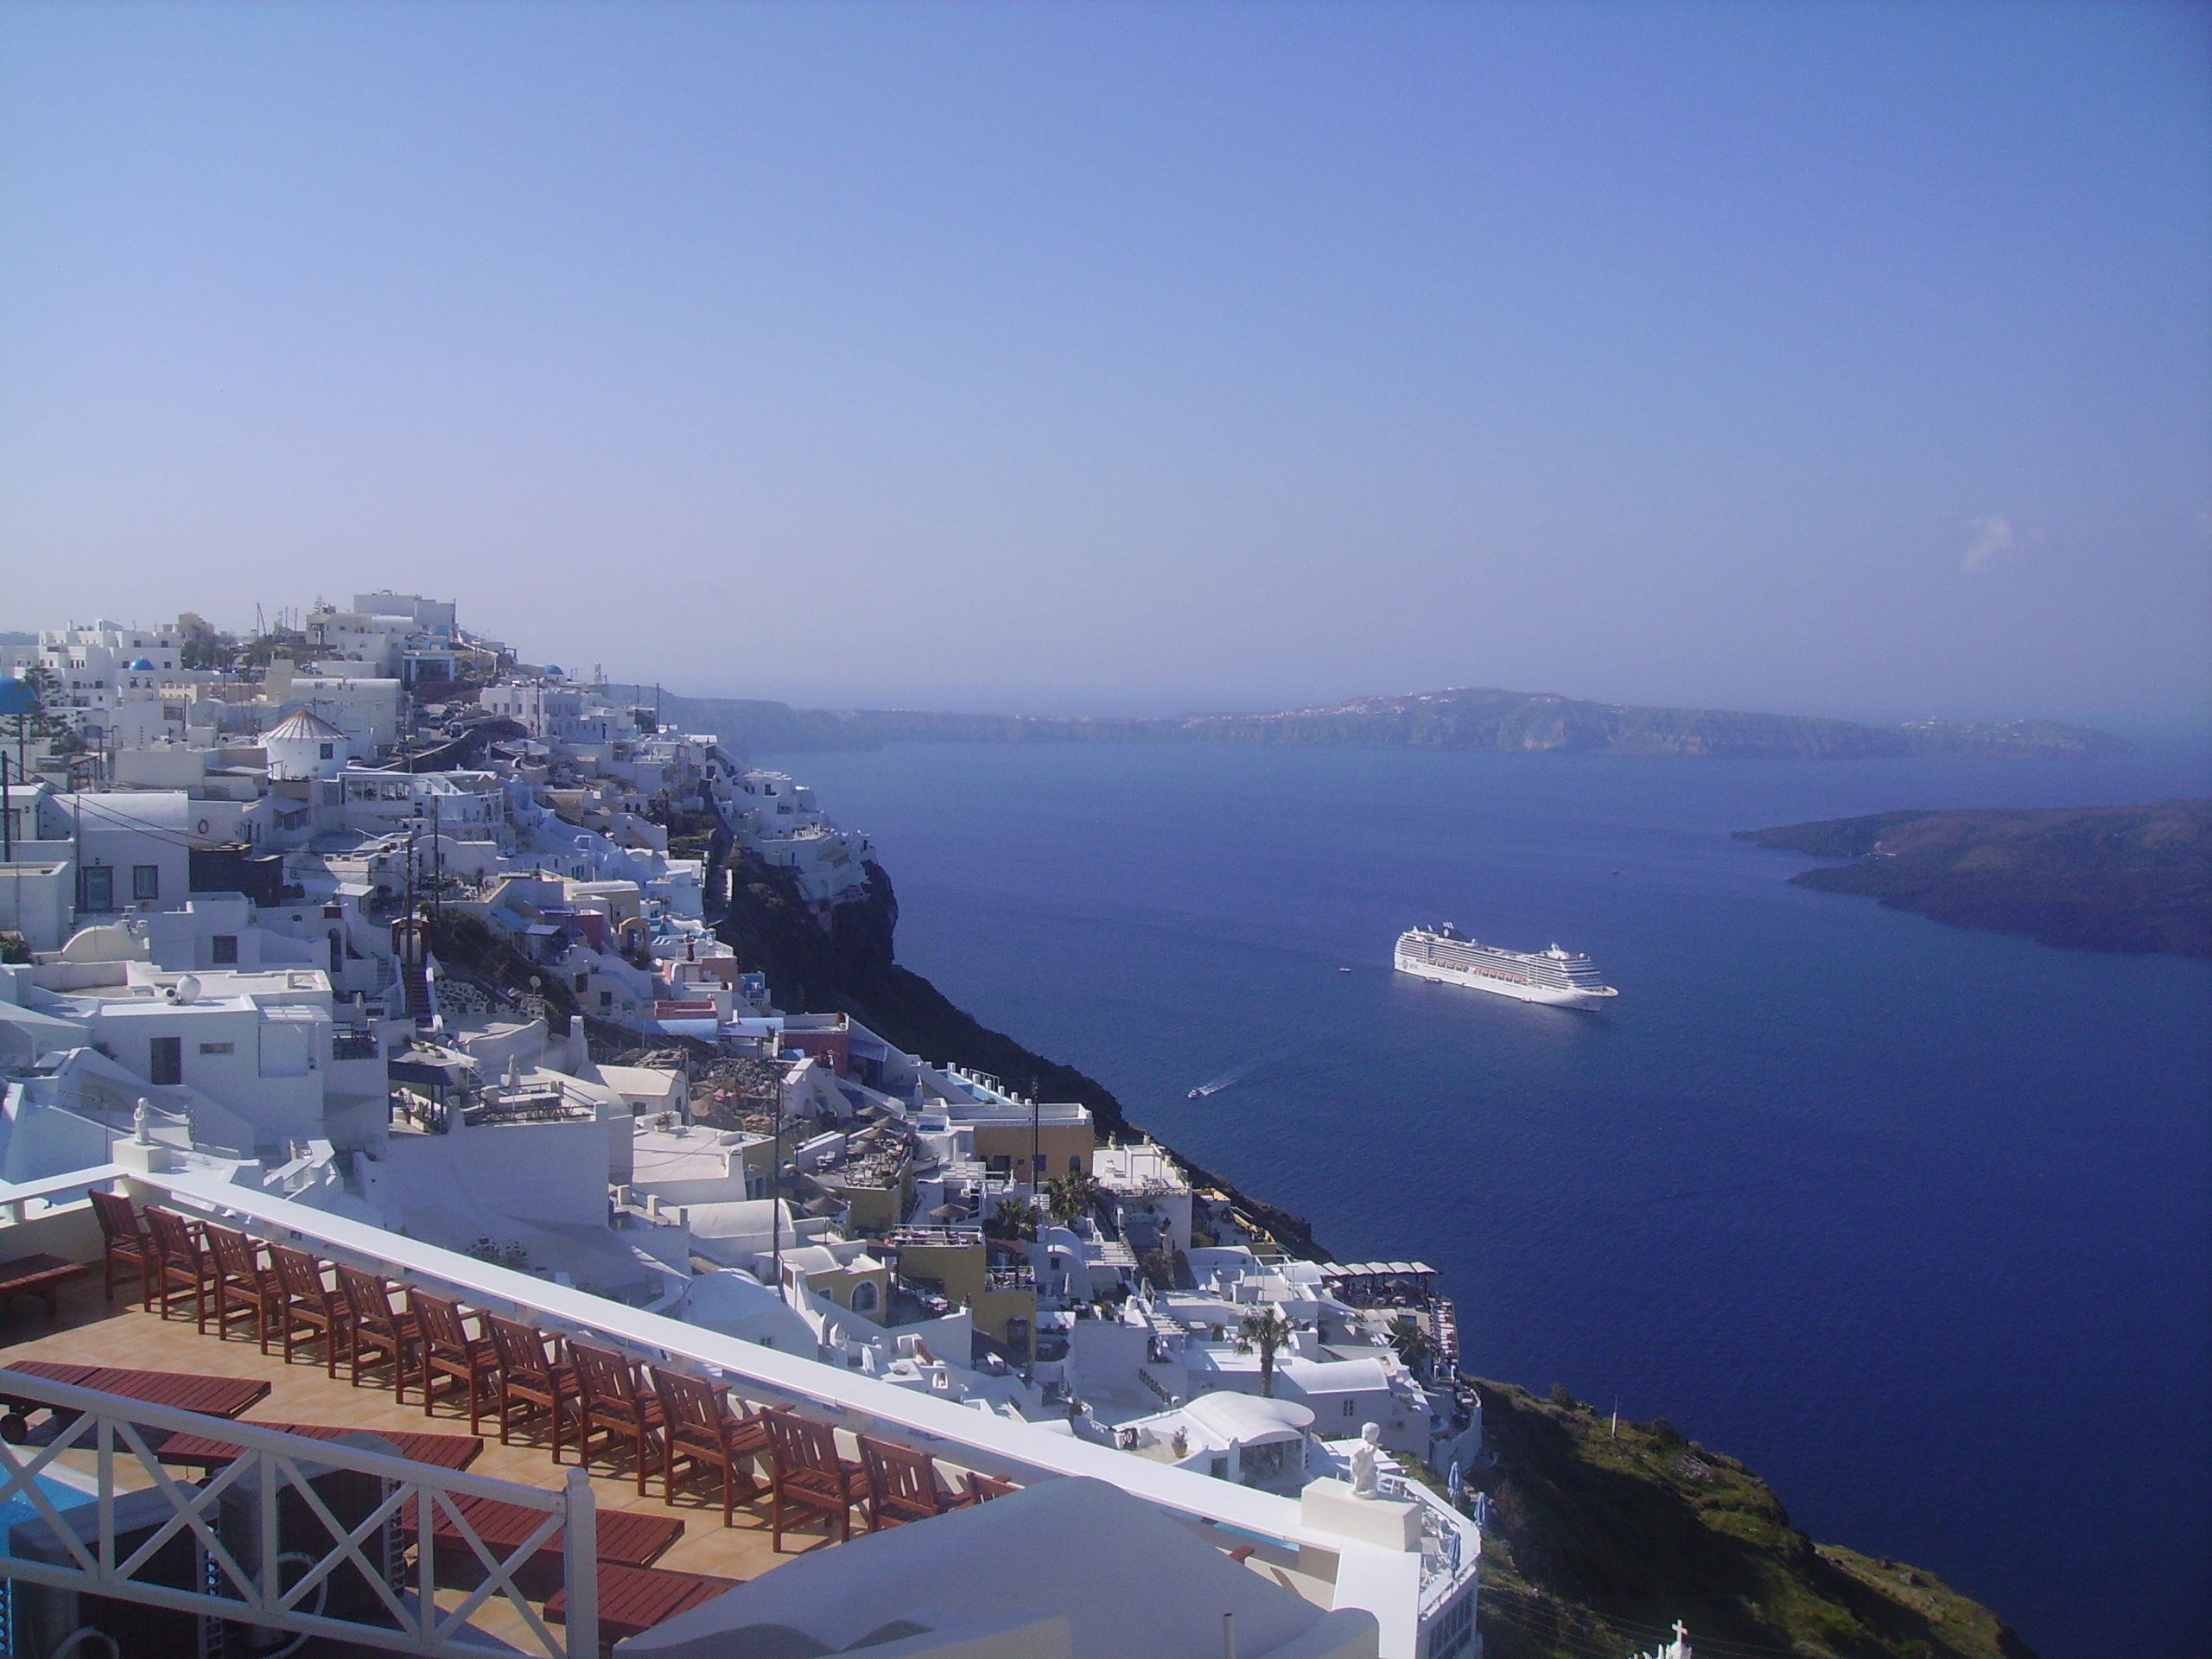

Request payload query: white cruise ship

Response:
[1394,923,1618,1009]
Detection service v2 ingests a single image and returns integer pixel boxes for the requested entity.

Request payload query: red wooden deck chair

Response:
[858,1433,965,1531]
[271,1245,350,1376]
[89,1190,155,1305]
[408,1287,501,1431]
[204,1223,281,1351]
[544,1562,741,1655]
[652,1366,768,1525]
[486,1314,581,1460]
[760,1409,869,1551]
[335,1263,421,1397]
[143,1207,217,1332]
[569,1340,664,1498]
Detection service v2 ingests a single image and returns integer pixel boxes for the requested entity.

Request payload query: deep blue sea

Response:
[773,740,2211,1659]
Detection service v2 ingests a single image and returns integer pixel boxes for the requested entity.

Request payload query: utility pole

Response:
[771,1096,785,1293]
[2,753,11,862]
[430,793,442,929]
[1030,1077,1040,1192]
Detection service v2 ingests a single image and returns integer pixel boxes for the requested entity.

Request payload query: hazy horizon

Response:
[4,3,2208,729]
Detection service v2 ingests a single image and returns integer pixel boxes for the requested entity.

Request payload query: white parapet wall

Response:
[61,1165,1468,1658]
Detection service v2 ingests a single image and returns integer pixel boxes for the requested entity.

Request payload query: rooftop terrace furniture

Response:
[544,1561,742,1656]
[857,1433,967,1531]
[335,1262,422,1398]
[0,1253,88,1322]
[570,1339,665,1498]
[152,1420,485,1472]
[204,1224,281,1351]
[410,1286,501,1431]
[272,1243,349,1376]
[760,1409,868,1552]
[401,1489,683,1574]
[652,1364,768,1527]
[90,1189,156,1305]
[143,1207,217,1332]
[487,1313,582,1462]
[0,1359,270,1439]
[961,1472,1020,1503]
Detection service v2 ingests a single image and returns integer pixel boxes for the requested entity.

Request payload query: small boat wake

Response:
[1185,1043,1298,1100]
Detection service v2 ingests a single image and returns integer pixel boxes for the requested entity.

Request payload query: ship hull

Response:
[1393,950,1618,1010]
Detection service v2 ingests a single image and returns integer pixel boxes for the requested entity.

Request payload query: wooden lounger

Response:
[0,1360,271,1431]
[402,1491,685,1572]
[0,1254,89,1319]
[544,1562,741,1651]
[154,1421,485,1472]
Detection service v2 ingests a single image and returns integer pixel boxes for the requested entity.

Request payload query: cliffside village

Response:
[0,594,1493,1659]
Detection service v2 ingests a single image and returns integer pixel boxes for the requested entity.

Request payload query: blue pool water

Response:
[0,1470,95,1544]
[780,739,2212,1659]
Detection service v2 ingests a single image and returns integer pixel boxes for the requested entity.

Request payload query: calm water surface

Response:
[775,741,2211,1659]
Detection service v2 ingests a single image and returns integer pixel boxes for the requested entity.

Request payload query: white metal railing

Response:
[0,1369,597,1657]
[1397,1476,1481,1615]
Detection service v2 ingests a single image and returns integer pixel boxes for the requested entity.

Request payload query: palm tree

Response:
[1385,1315,1435,1379]
[1236,1308,1294,1398]
[990,1197,1041,1242]
[1044,1170,1104,1228]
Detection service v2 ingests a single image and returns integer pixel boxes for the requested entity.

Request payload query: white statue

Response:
[133,1098,153,1147]
[1349,1421,1382,1497]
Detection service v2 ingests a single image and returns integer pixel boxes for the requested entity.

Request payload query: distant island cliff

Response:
[1738,800,2212,957]
[632,684,2131,760]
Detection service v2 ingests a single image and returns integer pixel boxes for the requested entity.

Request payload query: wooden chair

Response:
[652,1367,768,1526]
[960,1472,1020,1503]
[89,1190,154,1305]
[336,1265,423,1398]
[569,1341,665,1498]
[204,1224,281,1351]
[271,1246,349,1376]
[487,1315,582,1461]
[760,1409,869,1550]
[857,1434,964,1531]
[143,1208,217,1332]
[409,1288,502,1432]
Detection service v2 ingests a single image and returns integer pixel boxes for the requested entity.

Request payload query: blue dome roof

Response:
[0,677,39,716]
[126,658,156,671]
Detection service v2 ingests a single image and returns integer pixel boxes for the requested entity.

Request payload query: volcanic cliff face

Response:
[709,852,1328,1256]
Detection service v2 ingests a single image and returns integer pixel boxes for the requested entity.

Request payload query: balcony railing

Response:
[3,1166,1462,1657]
[0,1368,599,1658]
[332,1027,381,1060]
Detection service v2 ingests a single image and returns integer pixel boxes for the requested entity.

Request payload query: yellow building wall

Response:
[970,1120,1095,1181]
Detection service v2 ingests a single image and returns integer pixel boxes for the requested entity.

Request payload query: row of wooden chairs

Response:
[90,1190,1018,1548]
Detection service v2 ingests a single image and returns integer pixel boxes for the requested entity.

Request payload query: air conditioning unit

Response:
[6,1485,210,1658]
[4,1433,407,1659]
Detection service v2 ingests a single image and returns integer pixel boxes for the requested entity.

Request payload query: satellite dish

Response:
[175,975,201,1004]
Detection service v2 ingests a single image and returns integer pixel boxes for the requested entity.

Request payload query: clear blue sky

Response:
[3,2,2207,726]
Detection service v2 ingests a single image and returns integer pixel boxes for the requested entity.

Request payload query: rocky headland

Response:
[1738,800,2212,957]
[1472,1381,2033,1659]
[632,684,2130,761]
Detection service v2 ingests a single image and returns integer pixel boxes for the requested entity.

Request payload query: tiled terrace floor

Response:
[0,1268,858,1651]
